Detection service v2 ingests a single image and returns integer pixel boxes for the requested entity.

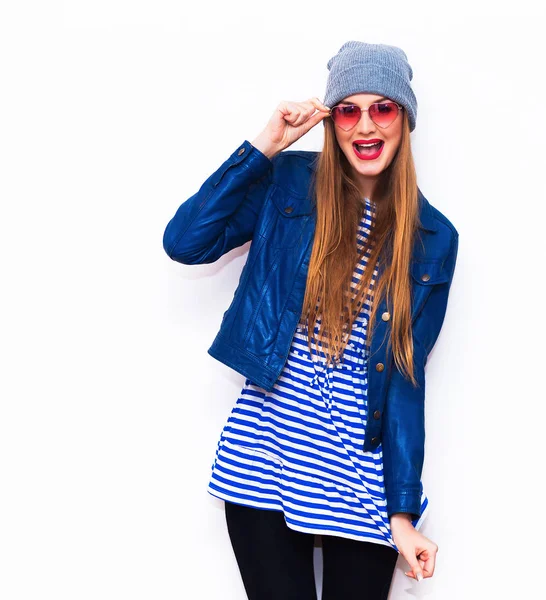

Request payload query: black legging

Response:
[225,501,399,600]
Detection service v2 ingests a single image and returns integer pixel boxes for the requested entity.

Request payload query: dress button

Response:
[421,273,430,282]
[375,362,384,372]
[373,410,381,419]
[284,206,293,214]
[237,147,245,155]
[371,436,380,446]
[381,311,390,321]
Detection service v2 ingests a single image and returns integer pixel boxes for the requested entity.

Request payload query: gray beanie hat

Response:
[323,41,418,132]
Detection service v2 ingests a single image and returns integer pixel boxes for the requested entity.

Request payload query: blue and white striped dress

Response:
[207,197,429,552]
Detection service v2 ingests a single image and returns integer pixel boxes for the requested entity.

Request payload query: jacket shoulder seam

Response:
[427,202,459,239]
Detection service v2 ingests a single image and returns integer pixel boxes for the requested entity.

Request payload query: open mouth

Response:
[353,140,384,160]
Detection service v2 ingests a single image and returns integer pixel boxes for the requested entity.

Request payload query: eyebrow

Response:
[338,96,389,105]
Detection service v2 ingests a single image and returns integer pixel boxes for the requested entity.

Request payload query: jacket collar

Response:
[305,154,438,233]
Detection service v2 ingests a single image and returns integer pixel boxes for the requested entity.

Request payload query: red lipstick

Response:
[353,139,384,161]
[354,139,383,144]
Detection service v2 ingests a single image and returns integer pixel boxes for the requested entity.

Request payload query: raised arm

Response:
[162,140,276,265]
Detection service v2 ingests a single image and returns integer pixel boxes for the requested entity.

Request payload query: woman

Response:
[163,41,459,599]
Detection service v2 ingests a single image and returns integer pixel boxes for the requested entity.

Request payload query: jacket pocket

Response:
[411,260,450,286]
[266,184,313,249]
[410,260,450,323]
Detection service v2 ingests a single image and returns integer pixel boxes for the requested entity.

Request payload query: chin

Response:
[352,158,389,177]
[354,162,384,175]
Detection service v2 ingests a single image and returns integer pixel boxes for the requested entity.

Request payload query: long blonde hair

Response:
[300,109,421,386]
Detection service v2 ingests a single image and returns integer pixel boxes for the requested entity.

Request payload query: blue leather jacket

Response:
[163,139,459,519]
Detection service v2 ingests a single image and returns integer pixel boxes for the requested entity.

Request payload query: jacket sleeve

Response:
[162,140,276,265]
[382,231,460,519]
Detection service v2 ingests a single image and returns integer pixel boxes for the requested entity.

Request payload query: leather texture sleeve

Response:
[163,140,275,265]
[382,231,459,519]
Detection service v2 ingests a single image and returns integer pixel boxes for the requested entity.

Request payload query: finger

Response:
[414,546,437,579]
[280,100,327,129]
[310,96,331,112]
[291,105,314,127]
[406,555,424,582]
[420,550,437,578]
[284,109,300,124]
[278,101,302,123]
[297,108,330,134]
[301,100,329,124]
[287,100,323,128]
[294,100,327,126]
[302,98,328,116]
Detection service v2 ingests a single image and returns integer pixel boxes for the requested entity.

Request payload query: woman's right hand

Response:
[251,97,331,159]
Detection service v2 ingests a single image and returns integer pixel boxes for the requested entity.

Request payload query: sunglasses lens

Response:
[369,102,399,128]
[331,105,361,131]
[331,103,400,130]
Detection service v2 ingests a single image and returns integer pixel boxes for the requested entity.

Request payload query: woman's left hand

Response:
[390,513,439,581]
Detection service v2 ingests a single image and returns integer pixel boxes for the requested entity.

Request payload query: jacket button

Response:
[373,410,381,419]
[421,273,430,282]
[237,147,245,155]
[284,206,293,214]
[371,436,380,446]
[381,311,390,321]
[375,362,384,372]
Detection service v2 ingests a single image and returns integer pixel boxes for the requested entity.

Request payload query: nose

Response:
[356,109,377,134]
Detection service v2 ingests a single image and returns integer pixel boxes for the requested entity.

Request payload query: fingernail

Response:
[416,573,423,582]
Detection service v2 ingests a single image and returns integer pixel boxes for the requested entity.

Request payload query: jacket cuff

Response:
[386,489,422,519]
[205,139,273,190]
[239,139,273,174]
[246,140,274,167]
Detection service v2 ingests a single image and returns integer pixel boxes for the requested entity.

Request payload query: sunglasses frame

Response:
[328,101,404,130]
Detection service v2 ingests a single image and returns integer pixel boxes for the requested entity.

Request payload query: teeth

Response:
[357,142,381,148]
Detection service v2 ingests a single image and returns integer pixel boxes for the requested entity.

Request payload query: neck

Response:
[356,176,378,202]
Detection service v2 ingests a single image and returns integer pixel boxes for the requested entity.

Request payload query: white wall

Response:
[1,1,544,598]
